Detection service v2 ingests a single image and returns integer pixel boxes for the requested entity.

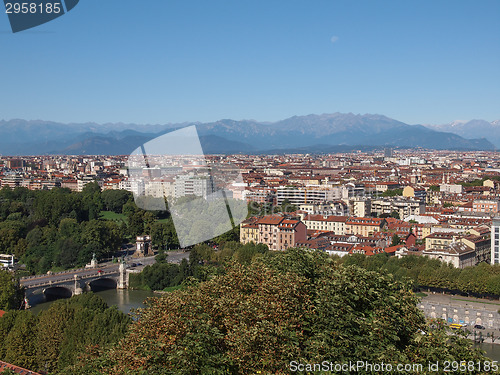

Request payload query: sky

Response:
[0,0,499,125]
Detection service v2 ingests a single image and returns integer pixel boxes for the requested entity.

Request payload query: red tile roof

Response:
[0,360,42,374]
[256,216,284,225]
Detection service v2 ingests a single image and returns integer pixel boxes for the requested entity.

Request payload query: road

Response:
[20,250,189,288]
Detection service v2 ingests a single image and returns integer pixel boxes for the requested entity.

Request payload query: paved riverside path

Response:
[419,293,500,343]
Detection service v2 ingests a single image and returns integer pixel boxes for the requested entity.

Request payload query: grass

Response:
[100,211,170,225]
[162,285,184,292]
[100,211,128,223]
[451,297,500,306]
[415,292,428,298]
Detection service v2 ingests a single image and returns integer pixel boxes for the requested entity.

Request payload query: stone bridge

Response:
[21,262,132,307]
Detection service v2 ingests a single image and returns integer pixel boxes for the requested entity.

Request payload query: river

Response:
[29,288,157,316]
[28,290,500,362]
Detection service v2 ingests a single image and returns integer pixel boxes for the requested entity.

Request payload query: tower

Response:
[492,217,500,265]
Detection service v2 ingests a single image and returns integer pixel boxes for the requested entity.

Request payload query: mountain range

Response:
[0,113,497,156]
[424,119,500,149]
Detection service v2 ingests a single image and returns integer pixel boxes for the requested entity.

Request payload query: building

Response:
[375,182,400,193]
[424,232,460,251]
[423,242,476,269]
[240,223,259,244]
[440,184,464,194]
[472,199,500,215]
[461,227,491,264]
[6,159,24,169]
[402,186,427,201]
[277,219,307,251]
[492,217,500,265]
[0,360,42,375]
[276,186,334,206]
[349,197,371,218]
[370,197,425,219]
[302,215,348,235]
[119,179,145,197]
[174,173,214,199]
[77,175,99,192]
[246,215,307,251]
[345,217,386,237]
[0,254,14,269]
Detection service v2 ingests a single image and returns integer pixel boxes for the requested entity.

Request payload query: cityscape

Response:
[1,148,500,265]
[2,0,500,374]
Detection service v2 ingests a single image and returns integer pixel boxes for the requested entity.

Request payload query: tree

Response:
[81,220,122,259]
[0,270,23,311]
[127,211,145,238]
[81,183,103,221]
[69,248,488,374]
[382,188,403,197]
[0,293,131,374]
[3,311,38,370]
[391,234,401,246]
[101,190,133,213]
[389,210,400,219]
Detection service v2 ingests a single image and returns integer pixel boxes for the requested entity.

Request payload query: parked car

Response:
[474,324,486,330]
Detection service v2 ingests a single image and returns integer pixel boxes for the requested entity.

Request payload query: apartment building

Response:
[345,217,386,237]
[424,232,460,251]
[371,197,425,219]
[276,186,334,206]
[174,173,214,199]
[423,242,476,269]
[240,216,306,251]
[240,223,259,244]
[492,217,500,265]
[302,215,348,235]
[472,199,500,215]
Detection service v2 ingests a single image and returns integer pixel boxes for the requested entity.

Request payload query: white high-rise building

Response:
[492,217,500,264]
[174,173,214,199]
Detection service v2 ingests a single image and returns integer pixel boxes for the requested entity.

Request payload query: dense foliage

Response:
[0,270,23,311]
[0,293,131,374]
[131,242,268,291]
[66,248,487,375]
[0,185,179,274]
[381,188,403,197]
[341,253,500,297]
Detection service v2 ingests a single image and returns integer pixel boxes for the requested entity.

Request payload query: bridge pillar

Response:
[117,261,127,289]
[74,275,83,295]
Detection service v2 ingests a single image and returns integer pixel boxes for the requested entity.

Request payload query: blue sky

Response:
[0,0,499,125]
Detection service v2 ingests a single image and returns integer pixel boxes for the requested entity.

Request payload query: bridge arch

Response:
[43,286,73,302]
[88,277,118,292]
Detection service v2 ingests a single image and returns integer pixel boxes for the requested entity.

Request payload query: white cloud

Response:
[330,35,339,43]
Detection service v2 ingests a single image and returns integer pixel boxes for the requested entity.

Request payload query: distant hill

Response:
[0,113,495,155]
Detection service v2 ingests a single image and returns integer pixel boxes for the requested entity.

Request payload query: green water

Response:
[29,289,156,315]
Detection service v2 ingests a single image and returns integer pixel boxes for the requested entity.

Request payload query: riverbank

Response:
[419,293,500,347]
